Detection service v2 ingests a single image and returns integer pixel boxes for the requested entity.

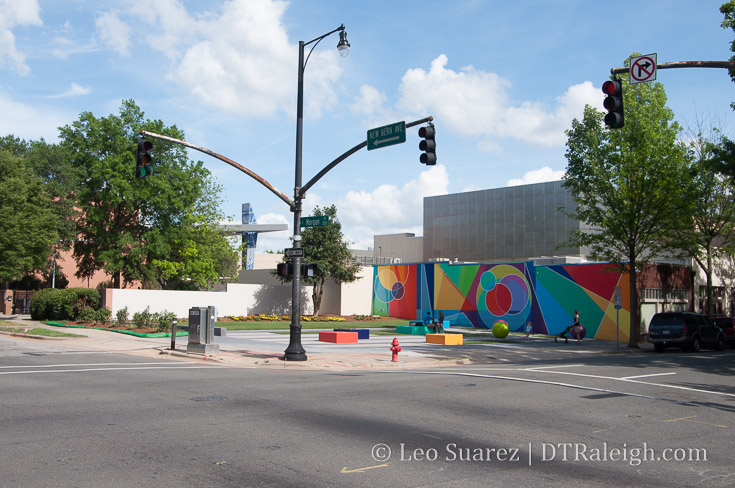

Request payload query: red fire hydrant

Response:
[390,337,401,362]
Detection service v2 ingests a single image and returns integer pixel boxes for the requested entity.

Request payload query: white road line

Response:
[523,369,735,398]
[410,371,659,400]
[0,365,216,375]
[620,372,677,380]
[0,362,197,369]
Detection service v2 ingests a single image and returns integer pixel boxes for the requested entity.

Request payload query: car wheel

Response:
[689,336,701,353]
[715,334,725,351]
[654,343,665,353]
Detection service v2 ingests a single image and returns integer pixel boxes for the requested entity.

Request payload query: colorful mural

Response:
[373,261,630,341]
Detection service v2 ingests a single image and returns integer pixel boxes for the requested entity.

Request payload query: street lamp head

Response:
[337,29,350,58]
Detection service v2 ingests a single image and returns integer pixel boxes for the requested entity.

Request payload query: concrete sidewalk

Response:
[0,315,651,371]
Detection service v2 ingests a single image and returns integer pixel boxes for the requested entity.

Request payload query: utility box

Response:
[187,306,220,356]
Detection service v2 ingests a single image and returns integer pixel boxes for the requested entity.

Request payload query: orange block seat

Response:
[426,333,463,345]
[318,331,359,343]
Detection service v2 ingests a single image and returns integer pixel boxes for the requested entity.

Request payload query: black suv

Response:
[711,316,735,347]
[648,312,725,353]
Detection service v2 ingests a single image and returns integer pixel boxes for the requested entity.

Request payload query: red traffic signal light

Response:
[419,124,436,165]
[136,139,154,179]
[602,80,624,129]
[277,262,293,278]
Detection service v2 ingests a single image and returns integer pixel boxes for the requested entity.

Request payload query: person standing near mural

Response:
[524,320,533,340]
[571,310,582,344]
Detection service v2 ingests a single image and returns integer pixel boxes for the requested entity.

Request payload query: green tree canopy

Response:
[0,150,58,285]
[563,65,691,347]
[279,205,362,316]
[59,99,238,289]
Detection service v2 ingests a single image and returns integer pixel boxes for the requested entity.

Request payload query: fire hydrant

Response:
[390,337,401,362]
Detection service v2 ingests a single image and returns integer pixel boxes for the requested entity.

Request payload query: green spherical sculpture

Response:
[492,320,509,339]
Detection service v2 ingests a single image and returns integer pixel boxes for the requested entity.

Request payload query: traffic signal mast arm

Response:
[139,130,295,209]
[610,60,735,76]
[299,115,433,197]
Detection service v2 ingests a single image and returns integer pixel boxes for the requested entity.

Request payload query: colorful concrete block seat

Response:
[333,328,370,339]
[426,333,463,345]
[318,331,358,343]
[396,325,433,335]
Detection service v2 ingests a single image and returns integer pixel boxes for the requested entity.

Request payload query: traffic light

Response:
[277,262,293,278]
[602,80,624,129]
[418,123,436,165]
[301,263,318,278]
[136,139,154,179]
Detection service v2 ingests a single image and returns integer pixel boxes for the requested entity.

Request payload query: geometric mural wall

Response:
[373,261,630,341]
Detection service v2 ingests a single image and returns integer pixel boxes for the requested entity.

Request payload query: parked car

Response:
[711,316,735,347]
[648,312,725,352]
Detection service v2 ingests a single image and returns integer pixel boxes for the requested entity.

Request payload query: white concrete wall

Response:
[339,266,374,315]
[105,283,314,318]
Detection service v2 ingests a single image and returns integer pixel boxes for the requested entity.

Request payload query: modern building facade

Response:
[423,180,591,263]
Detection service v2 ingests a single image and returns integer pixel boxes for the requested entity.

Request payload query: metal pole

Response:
[51,243,56,289]
[283,40,307,361]
[170,318,178,351]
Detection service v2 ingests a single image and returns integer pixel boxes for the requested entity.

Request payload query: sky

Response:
[2,0,735,253]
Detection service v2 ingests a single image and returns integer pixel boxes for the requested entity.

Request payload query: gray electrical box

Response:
[187,306,219,356]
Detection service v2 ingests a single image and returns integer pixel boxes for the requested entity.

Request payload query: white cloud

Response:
[350,84,388,117]
[0,0,42,76]
[100,0,342,119]
[337,165,450,249]
[95,11,131,57]
[506,166,565,187]
[45,82,92,98]
[396,54,601,149]
[0,91,70,141]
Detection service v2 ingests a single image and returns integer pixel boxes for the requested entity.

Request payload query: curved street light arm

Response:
[139,130,295,210]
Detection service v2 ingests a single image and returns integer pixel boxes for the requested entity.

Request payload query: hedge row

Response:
[30,288,103,321]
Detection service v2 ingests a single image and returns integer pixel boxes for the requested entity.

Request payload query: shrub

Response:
[115,307,129,326]
[30,288,104,321]
[30,288,67,320]
[153,311,175,333]
[76,306,98,323]
[132,307,153,329]
[95,308,111,325]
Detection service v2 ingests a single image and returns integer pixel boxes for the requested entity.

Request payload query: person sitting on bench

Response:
[434,311,445,334]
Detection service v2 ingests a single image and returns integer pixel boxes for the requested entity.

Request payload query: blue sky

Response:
[2,0,734,253]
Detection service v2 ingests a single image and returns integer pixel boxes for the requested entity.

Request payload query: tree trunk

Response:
[706,243,713,317]
[312,277,326,317]
[627,257,639,348]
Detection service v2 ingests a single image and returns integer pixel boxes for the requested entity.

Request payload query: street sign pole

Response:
[614,286,622,349]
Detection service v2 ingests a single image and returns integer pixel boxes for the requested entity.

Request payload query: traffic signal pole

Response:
[610,60,735,76]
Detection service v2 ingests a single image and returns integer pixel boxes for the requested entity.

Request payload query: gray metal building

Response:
[423,180,590,262]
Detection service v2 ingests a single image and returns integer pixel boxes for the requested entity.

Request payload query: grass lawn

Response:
[0,325,86,338]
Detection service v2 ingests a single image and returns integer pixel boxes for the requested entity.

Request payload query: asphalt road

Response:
[1,336,734,488]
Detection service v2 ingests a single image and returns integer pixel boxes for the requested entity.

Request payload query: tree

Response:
[681,124,735,317]
[563,68,691,348]
[0,151,58,286]
[721,1,735,99]
[278,205,362,316]
[59,100,238,289]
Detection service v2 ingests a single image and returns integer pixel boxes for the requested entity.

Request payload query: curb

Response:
[46,322,189,338]
[156,347,471,370]
[0,329,70,341]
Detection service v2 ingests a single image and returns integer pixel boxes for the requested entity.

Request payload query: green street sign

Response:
[367,121,406,151]
[301,215,329,227]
